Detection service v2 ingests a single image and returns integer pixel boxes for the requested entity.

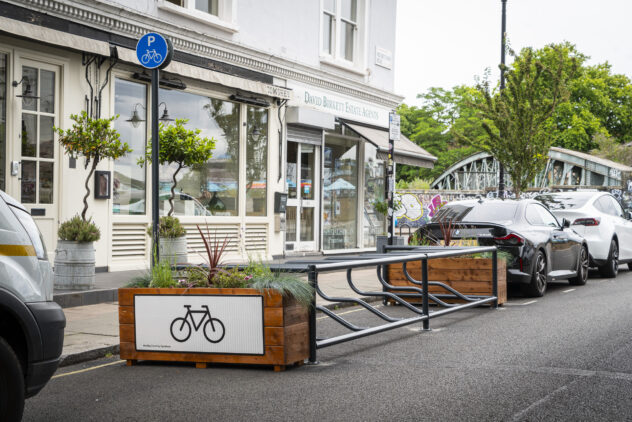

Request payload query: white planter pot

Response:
[159,236,188,265]
[54,240,95,290]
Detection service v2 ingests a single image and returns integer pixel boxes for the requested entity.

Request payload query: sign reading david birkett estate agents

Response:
[134,295,264,355]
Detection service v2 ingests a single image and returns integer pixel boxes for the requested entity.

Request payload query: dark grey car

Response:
[414,198,589,297]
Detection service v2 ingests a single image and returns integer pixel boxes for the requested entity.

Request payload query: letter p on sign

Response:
[148,35,155,46]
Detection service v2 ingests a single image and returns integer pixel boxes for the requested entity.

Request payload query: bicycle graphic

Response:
[140,49,163,65]
[169,305,225,343]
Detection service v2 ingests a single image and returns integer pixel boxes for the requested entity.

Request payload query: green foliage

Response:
[471,250,514,263]
[126,272,151,288]
[590,134,632,166]
[197,224,229,283]
[58,215,101,242]
[454,45,575,197]
[212,267,251,288]
[146,216,186,238]
[243,259,314,308]
[139,119,215,216]
[54,111,131,220]
[181,265,212,288]
[150,257,176,288]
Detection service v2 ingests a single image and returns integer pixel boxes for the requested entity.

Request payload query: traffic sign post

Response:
[387,112,400,246]
[136,33,173,268]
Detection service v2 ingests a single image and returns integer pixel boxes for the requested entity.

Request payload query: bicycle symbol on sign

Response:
[169,305,226,343]
[140,49,163,65]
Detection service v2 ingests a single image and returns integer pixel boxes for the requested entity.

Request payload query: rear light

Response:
[493,233,524,246]
[572,218,600,226]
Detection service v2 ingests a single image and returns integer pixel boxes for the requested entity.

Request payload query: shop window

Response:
[0,54,5,191]
[246,106,268,216]
[363,143,386,248]
[159,89,240,217]
[113,79,147,215]
[321,0,364,66]
[323,136,358,250]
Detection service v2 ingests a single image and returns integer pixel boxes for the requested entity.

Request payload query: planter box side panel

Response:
[282,296,309,365]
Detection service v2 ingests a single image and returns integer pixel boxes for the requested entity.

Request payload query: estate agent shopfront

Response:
[0,0,434,271]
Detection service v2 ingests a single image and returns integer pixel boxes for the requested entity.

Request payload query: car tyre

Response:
[569,246,589,286]
[0,337,25,422]
[598,239,618,278]
[522,251,547,297]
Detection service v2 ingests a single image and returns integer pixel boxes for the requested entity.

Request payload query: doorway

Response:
[285,141,320,252]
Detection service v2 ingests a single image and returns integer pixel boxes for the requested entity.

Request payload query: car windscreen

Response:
[431,202,518,225]
[535,194,594,210]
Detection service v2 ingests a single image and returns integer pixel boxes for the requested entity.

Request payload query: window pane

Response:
[21,66,38,112]
[363,143,386,247]
[195,0,218,15]
[40,70,55,113]
[287,142,298,199]
[0,54,6,190]
[159,89,240,217]
[323,0,335,13]
[21,161,36,203]
[166,0,183,5]
[300,207,314,241]
[301,144,315,200]
[39,116,54,158]
[341,21,355,61]
[322,13,333,54]
[323,136,358,250]
[39,162,53,204]
[246,106,268,216]
[286,206,297,243]
[21,113,37,157]
[114,79,147,215]
[341,0,356,21]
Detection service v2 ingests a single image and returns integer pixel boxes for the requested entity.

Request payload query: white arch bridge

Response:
[431,147,632,191]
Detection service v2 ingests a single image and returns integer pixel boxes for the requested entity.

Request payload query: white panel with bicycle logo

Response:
[134,295,264,355]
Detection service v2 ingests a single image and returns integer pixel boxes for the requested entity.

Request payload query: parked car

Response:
[414,198,589,297]
[535,191,632,277]
[0,190,65,421]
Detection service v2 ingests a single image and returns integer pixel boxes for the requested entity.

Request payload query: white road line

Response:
[522,300,537,305]
[562,288,576,293]
[52,360,125,379]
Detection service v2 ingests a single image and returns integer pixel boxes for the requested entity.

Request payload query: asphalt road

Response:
[23,268,632,421]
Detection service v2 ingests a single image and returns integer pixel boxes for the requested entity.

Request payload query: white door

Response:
[9,58,60,260]
[285,142,320,252]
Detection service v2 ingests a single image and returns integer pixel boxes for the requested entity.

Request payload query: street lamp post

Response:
[498,0,507,198]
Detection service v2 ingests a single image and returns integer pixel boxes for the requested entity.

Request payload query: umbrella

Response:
[324,178,355,191]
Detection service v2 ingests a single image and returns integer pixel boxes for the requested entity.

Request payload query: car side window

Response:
[593,197,606,213]
[535,204,559,227]
[607,196,624,218]
[525,204,544,225]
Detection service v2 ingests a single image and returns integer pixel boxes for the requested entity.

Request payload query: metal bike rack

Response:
[294,246,499,363]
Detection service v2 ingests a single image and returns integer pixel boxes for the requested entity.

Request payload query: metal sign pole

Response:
[387,112,400,247]
[151,68,160,267]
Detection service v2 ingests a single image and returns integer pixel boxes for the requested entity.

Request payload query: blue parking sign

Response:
[136,33,173,69]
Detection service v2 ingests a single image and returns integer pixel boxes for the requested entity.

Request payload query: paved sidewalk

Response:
[59,267,384,365]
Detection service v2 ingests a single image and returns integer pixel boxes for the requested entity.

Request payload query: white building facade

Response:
[0,0,435,271]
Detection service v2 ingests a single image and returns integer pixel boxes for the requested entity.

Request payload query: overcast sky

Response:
[394,0,632,106]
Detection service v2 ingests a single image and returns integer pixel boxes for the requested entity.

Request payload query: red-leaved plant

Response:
[196,224,230,284]
[437,217,455,246]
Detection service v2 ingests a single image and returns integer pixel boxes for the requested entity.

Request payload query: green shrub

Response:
[245,259,314,308]
[149,250,176,288]
[126,272,151,288]
[182,266,211,287]
[212,267,250,288]
[147,216,186,238]
[58,216,101,242]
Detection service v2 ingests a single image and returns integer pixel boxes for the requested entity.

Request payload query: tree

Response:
[140,119,216,216]
[55,112,131,220]
[454,46,575,197]
[590,133,632,165]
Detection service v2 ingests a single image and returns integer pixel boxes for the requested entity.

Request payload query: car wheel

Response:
[522,251,547,297]
[598,239,619,278]
[569,246,589,286]
[0,337,25,422]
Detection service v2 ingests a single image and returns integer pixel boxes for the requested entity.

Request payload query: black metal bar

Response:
[422,258,430,330]
[317,306,366,331]
[498,0,507,197]
[401,262,472,307]
[151,68,160,267]
[315,281,401,323]
[308,265,318,364]
[492,249,499,309]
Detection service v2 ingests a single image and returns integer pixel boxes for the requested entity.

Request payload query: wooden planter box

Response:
[387,258,507,305]
[118,288,308,371]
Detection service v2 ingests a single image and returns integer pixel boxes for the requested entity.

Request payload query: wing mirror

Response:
[562,218,571,229]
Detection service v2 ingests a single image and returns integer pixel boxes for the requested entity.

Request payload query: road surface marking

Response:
[563,288,576,293]
[317,306,372,320]
[52,360,125,379]
[522,300,537,305]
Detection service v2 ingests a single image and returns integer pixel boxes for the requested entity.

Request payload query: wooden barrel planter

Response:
[387,258,507,305]
[53,240,96,290]
[118,288,309,371]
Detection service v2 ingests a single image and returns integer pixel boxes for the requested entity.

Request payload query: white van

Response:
[0,191,65,421]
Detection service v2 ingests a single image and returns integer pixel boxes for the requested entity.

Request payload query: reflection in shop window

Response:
[323,137,358,250]
[0,54,6,190]
[160,89,239,216]
[114,79,147,215]
[363,143,386,247]
[246,106,268,216]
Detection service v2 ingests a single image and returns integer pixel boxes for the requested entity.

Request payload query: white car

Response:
[536,191,632,278]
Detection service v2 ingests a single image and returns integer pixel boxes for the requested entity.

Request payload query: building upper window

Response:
[159,0,238,33]
[321,0,362,66]
[166,0,218,16]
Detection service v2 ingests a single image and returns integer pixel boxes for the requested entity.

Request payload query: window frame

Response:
[159,0,238,33]
[320,0,366,71]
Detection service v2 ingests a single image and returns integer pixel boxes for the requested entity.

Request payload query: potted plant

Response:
[138,119,215,264]
[53,112,131,289]
[119,225,313,371]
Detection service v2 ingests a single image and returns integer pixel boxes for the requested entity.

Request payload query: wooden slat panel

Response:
[120,323,135,343]
[264,327,284,346]
[264,308,283,326]
[284,305,308,326]
[283,322,309,365]
[119,306,134,324]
